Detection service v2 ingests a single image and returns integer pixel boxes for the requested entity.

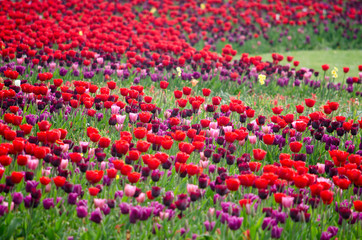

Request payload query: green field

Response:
[254,50,361,79]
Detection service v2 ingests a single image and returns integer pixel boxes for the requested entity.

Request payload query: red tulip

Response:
[176,152,190,163]
[169,117,180,126]
[293,175,309,188]
[182,87,192,95]
[107,168,118,179]
[304,98,316,108]
[254,178,268,189]
[40,176,51,185]
[274,193,286,204]
[272,107,283,114]
[20,124,33,135]
[85,170,104,184]
[321,64,329,71]
[289,142,303,153]
[354,200,362,212]
[186,164,199,176]
[174,90,183,99]
[4,129,16,141]
[89,133,101,143]
[17,155,28,166]
[238,174,256,187]
[328,102,339,111]
[212,96,221,105]
[38,120,52,132]
[309,183,324,197]
[136,140,151,153]
[320,190,333,205]
[253,149,267,161]
[147,158,161,170]
[186,129,197,139]
[160,81,169,89]
[239,199,251,208]
[120,165,133,176]
[128,150,140,161]
[202,88,211,96]
[179,142,195,154]
[161,138,173,150]
[225,132,238,143]
[112,160,124,170]
[173,130,186,141]
[11,171,24,184]
[107,81,116,90]
[89,187,100,196]
[128,172,141,183]
[33,146,48,159]
[217,116,229,126]
[226,178,240,191]
[263,134,275,145]
[295,105,304,113]
[139,112,152,123]
[53,176,66,187]
[295,121,307,132]
[115,140,129,155]
[53,79,63,87]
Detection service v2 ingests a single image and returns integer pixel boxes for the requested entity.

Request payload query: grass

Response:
[253,50,361,79]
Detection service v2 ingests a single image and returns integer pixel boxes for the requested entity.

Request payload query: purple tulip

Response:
[227,216,243,230]
[271,226,283,239]
[12,192,23,205]
[43,198,55,210]
[76,206,88,218]
[89,208,103,223]
[204,221,216,231]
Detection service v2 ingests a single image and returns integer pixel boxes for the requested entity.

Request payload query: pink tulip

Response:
[317,163,325,174]
[60,144,69,153]
[249,135,257,144]
[17,58,24,65]
[223,126,232,133]
[238,140,245,146]
[45,184,51,193]
[124,184,136,197]
[209,122,218,129]
[209,208,215,216]
[116,115,125,124]
[129,113,138,123]
[42,168,51,176]
[281,196,294,208]
[136,193,145,203]
[199,160,209,169]
[96,57,104,65]
[88,148,95,159]
[262,126,270,134]
[100,162,108,170]
[111,105,120,115]
[94,199,106,209]
[209,129,220,139]
[60,159,68,169]
[159,212,170,220]
[187,184,198,195]
[115,124,123,131]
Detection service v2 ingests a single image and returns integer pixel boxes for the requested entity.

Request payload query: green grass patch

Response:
[254,50,361,79]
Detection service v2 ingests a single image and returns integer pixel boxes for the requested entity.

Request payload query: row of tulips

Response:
[0,72,362,238]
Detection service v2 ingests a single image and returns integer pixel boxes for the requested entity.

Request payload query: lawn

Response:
[255,50,361,79]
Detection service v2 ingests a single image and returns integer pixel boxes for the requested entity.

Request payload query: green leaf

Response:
[6,217,22,239]
[46,227,56,240]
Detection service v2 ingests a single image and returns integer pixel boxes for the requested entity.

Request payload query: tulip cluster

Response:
[0,0,362,239]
